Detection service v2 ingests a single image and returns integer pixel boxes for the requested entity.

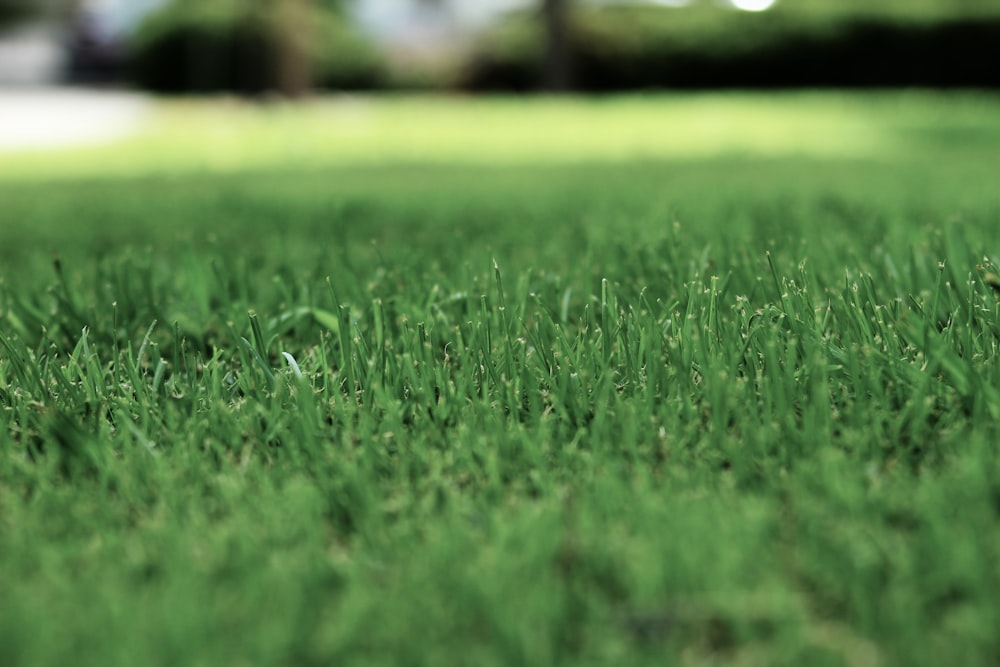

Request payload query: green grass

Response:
[2,92,1000,666]
[6,91,1000,181]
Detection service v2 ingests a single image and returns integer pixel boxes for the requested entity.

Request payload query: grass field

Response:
[2,92,1000,666]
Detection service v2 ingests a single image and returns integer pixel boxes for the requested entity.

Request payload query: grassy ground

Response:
[2,92,1000,666]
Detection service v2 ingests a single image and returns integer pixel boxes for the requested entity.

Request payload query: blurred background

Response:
[2,0,1000,94]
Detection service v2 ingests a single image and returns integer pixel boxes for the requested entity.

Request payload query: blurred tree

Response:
[0,1,23,25]
[270,0,355,96]
[0,0,63,26]
[272,0,313,97]
[131,0,383,94]
[541,0,572,91]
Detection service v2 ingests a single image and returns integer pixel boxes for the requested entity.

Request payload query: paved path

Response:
[0,87,151,151]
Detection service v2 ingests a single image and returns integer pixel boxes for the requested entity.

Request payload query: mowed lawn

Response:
[2,92,1000,666]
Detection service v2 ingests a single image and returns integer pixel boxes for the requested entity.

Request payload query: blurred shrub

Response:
[128,0,384,94]
[0,0,33,26]
[311,13,386,91]
[460,4,1000,91]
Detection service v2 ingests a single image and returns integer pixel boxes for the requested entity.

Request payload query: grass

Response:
[2,91,1000,666]
[5,91,1000,181]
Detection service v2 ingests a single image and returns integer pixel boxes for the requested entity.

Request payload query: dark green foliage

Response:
[0,0,31,26]
[128,0,384,93]
[461,4,1000,91]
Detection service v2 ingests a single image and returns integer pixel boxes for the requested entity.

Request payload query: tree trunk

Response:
[541,0,572,92]
[274,0,313,98]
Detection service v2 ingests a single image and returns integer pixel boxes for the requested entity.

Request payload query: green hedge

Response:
[460,4,1000,91]
[0,0,33,27]
[128,0,384,94]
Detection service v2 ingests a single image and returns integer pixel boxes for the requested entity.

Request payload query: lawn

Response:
[2,92,1000,666]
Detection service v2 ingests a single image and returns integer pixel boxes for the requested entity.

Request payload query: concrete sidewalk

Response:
[0,87,151,151]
